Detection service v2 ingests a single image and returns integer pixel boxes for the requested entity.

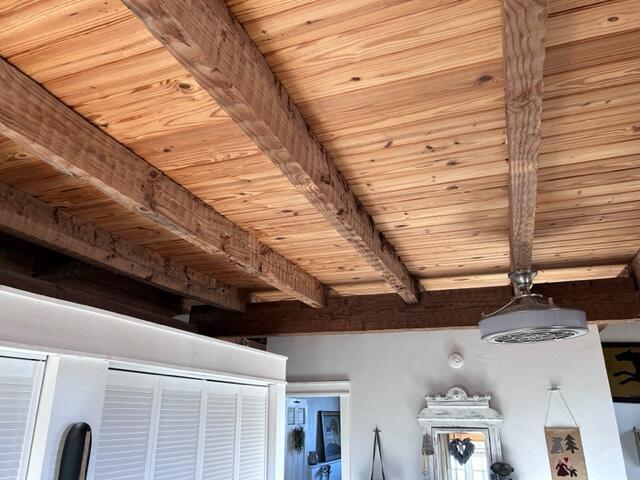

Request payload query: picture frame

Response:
[287,407,296,425]
[602,342,640,403]
[318,410,341,462]
[296,407,306,425]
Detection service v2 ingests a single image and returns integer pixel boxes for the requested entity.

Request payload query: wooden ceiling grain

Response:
[0,0,638,301]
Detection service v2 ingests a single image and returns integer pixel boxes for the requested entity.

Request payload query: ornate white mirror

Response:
[417,387,503,480]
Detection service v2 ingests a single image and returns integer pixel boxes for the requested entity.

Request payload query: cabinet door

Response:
[202,383,239,480]
[152,377,204,480]
[237,386,268,480]
[94,370,271,480]
[93,370,158,480]
[0,356,44,480]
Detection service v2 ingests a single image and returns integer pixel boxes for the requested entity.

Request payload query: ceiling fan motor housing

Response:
[479,269,589,344]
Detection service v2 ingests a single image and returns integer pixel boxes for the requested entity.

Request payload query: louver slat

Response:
[94,385,155,480]
[153,389,201,480]
[238,391,268,480]
[0,358,42,480]
[202,392,238,480]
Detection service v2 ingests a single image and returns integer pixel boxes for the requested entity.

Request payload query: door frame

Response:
[286,381,351,480]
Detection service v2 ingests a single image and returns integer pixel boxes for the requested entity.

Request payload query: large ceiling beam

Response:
[0,181,246,311]
[502,0,548,270]
[193,278,640,337]
[122,0,420,304]
[0,58,327,308]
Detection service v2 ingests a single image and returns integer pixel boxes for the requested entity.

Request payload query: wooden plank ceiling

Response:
[0,0,638,307]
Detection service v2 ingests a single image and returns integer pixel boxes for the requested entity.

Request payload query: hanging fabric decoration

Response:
[448,438,475,465]
[544,387,588,479]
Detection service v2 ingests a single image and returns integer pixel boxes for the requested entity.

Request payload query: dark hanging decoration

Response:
[293,426,306,454]
[448,437,475,465]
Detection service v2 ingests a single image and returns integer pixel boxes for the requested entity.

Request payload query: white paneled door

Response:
[93,372,155,480]
[202,384,238,480]
[238,389,268,480]
[0,355,44,480]
[94,370,269,480]
[154,385,202,480]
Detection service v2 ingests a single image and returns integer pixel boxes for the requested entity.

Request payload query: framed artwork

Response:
[318,410,341,462]
[545,427,588,479]
[296,407,306,425]
[602,343,640,403]
[287,407,295,425]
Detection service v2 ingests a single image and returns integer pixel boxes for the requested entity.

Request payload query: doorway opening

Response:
[285,382,350,480]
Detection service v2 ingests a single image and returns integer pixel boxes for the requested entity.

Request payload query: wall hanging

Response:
[292,426,305,454]
[318,410,341,462]
[544,387,588,479]
[602,342,640,402]
[287,407,296,425]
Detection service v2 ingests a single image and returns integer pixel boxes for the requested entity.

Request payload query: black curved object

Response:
[58,422,92,480]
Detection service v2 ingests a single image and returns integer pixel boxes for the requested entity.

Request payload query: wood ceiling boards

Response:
[0,0,638,308]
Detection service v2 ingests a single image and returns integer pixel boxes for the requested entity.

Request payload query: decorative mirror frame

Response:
[417,387,503,480]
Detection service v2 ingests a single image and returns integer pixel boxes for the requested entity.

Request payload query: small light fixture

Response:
[479,269,588,344]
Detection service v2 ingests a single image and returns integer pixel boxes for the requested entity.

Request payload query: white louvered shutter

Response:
[94,371,157,480]
[237,386,268,480]
[152,380,203,480]
[94,370,270,480]
[0,356,44,480]
[202,383,238,480]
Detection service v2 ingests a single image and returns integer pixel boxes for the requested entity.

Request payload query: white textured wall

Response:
[269,326,625,480]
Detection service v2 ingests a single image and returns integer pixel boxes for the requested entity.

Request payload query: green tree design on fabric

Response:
[564,434,580,454]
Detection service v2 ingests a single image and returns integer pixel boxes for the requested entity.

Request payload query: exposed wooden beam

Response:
[193,278,640,337]
[501,0,548,270]
[0,180,246,311]
[249,263,629,302]
[0,58,327,308]
[122,0,420,303]
[0,234,194,332]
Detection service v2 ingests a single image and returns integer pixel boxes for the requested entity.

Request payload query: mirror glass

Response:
[435,429,491,480]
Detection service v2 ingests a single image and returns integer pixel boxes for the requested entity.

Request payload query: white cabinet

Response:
[93,370,269,480]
